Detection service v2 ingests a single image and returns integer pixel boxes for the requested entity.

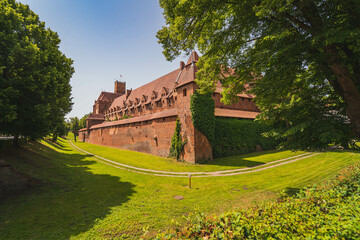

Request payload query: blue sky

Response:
[18,0,188,119]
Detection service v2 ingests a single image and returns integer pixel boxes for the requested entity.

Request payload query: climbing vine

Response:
[190,92,215,144]
[213,118,279,158]
[169,118,187,161]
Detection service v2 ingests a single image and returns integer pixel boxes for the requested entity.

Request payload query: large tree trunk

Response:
[324,45,360,138]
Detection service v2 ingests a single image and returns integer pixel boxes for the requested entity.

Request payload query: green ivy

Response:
[190,92,215,144]
[213,118,279,158]
[169,118,187,161]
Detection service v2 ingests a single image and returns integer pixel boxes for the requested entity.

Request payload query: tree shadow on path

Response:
[0,139,136,239]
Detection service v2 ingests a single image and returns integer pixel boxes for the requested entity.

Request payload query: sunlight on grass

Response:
[72,140,306,172]
[0,137,358,239]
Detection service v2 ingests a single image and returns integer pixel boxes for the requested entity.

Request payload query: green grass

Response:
[0,138,359,239]
[73,140,306,172]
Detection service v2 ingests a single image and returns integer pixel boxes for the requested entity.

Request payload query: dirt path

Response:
[69,141,319,178]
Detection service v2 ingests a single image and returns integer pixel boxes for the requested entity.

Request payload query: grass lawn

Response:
[72,140,307,172]
[0,138,359,239]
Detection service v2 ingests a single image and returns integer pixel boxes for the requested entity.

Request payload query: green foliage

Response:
[70,117,79,142]
[79,113,90,129]
[255,62,355,150]
[190,92,215,144]
[157,0,360,141]
[169,118,187,161]
[51,120,67,142]
[0,0,74,142]
[122,114,131,120]
[158,163,360,239]
[213,118,278,158]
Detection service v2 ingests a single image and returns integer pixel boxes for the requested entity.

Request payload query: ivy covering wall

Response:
[190,91,278,158]
[213,118,279,158]
[190,92,215,144]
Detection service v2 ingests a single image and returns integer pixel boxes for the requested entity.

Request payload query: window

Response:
[183,88,187,97]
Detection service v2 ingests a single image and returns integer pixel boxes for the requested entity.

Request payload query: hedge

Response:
[213,117,278,158]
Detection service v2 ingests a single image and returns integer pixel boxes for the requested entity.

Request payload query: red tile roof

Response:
[109,62,197,110]
[87,113,105,120]
[214,81,255,98]
[107,51,254,111]
[90,108,178,129]
[176,64,197,88]
[185,51,199,65]
[215,108,259,119]
[97,91,121,102]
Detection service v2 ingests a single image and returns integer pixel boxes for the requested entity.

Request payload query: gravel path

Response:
[69,141,319,178]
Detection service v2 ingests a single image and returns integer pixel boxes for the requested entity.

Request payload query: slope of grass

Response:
[0,138,358,239]
[73,140,306,172]
[158,163,360,239]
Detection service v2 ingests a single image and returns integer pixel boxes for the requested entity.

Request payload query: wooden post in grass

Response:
[188,174,191,189]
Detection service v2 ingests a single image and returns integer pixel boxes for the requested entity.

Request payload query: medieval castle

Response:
[79,52,260,163]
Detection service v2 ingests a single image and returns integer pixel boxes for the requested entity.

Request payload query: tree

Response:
[51,120,67,142]
[0,0,74,145]
[70,117,79,142]
[169,118,187,161]
[157,0,360,146]
[79,113,90,129]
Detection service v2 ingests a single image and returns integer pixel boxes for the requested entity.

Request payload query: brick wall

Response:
[175,82,213,163]
[83,116,177,157]
[212,92,259,112]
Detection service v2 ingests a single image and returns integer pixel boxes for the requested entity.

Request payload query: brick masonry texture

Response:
[79,52,259,163]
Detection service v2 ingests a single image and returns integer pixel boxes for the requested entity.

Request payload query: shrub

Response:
[169,118,187,161]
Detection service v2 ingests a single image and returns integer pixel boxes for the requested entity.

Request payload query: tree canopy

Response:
[0,0,74,143]
[70,117,79,142]
[157,0,360,148]
[79,113,90,129]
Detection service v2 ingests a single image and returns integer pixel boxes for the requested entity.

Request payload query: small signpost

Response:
[188,174,192,189]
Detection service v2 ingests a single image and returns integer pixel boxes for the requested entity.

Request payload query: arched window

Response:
[183,88,187,97]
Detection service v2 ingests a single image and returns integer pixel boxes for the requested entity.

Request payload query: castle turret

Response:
[115,81,126,95]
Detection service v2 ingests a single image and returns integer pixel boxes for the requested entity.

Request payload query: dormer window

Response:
[151,91,157,100]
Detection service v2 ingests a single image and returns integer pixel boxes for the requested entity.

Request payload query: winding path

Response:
[69,141,319,178]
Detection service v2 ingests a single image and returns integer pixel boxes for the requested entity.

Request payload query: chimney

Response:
[114,81,126,95]
[180,61,185,70]
[126,89,132,98]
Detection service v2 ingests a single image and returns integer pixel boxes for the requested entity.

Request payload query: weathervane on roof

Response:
[114,74,123,82]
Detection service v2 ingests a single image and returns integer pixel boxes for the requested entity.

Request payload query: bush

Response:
[213,118,279,158]
[156,163,360,239]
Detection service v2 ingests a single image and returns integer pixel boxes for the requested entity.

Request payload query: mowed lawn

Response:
[0,138,359,239]
[72,140,306,172]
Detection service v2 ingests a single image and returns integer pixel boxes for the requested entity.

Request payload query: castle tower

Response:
[115,81,126,95]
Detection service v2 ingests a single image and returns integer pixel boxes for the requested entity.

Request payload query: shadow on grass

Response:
[44,139,71,151]
[203,151,277,168]
[0,140,136,239]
